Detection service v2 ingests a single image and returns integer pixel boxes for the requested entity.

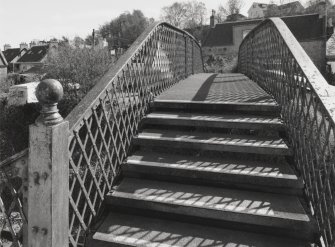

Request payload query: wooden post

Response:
[28,79,69,247]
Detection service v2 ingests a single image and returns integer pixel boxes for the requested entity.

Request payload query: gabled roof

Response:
[0,50,8,66]
[203,14,323,47]
[17,45,49,63]
[278,1,303,10]
[3,48,21,63]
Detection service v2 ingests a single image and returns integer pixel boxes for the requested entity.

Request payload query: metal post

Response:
[184,35,187,78]
[28,79,69,247]
[192,40,194,74]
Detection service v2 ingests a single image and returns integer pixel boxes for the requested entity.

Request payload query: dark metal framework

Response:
[65,22,203,246]
[0,22,203,247]
[239,18,335,247]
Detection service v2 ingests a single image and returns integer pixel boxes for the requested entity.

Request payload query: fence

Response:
[0,21,203,247]
[239,18,335,247]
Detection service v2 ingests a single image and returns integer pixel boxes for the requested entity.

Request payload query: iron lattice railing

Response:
[0,149,28,247]
[0,22,202,247]
[64,22,203,246]
[239,18,335,247]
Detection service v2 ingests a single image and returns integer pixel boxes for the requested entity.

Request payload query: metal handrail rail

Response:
[238,17,335,247]
[65,21,202,132]
[240,18,335,122]
[65,21,203,246]
[0,21,203,247]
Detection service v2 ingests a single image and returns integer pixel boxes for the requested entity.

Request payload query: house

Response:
[3,43,28,72]
[15,45,49,73]
[15,41,58,73]
[265,1,305,17]
[248,2,271,18]
[0,50,8,81]
[203,14,333,73]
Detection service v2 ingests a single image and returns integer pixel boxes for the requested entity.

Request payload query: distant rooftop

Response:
[17,45,49,63]
[203,14,324,47]
[3,48,22,63]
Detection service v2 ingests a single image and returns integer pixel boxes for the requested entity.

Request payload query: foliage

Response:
[160,1,207,29]
[99,10,152,49]
[0,46,114,160]
[205,54,238,73]
[73,36,85,47]
[216,0,244,23]
[328,32,335,55]
[44,45,114,116]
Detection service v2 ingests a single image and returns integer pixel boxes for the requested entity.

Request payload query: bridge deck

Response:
[157,73,277,104]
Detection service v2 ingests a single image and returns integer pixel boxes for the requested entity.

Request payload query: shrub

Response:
[205,54,238,73]
[0,46,114,160]
[44,45,114,116]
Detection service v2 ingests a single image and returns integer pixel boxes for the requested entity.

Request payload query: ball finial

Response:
[35,79,64,126]
[36,79,63,105]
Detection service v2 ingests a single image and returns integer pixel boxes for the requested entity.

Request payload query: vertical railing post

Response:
[184,35,187,78]
[192,40,194,74]
[28,79,69,247]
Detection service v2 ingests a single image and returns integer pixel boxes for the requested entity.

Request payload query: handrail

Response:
[64,21,203,246]
[66,21,202,132]
[0,21,203,247]
[238,17,335,247]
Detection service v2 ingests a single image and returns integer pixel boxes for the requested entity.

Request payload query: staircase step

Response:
[153,100,280,114]
[89,211,307,247]
[134,129,292,156]
[142,112,285,130]
[124,151,303,194]
[107,178,314,240]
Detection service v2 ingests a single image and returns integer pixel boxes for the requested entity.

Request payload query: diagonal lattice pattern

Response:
[239,18,335,247]
[0,150,28,247]
[65,22,203,247]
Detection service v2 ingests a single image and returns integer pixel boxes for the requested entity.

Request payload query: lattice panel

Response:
[239,18,335,247]
[0,151,28,247]
[66,22,203,247]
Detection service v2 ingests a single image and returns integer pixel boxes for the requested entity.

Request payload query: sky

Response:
[0,0,309,48]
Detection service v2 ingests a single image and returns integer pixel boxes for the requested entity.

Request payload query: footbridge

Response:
[1,19,334,247]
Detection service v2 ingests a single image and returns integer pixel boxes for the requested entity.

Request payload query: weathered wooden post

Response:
[28,79,69,247]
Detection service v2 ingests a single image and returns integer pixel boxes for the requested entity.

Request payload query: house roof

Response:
[278,1,303,10]
[203,14,323,47]
[17,45,49,63]
[203,19,262,47]
[3,48,21,63]
[0,50,8,66]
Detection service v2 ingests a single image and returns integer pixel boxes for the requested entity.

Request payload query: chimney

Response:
[4,44,11,51]
[210,9,216,28]
[20,42,28,50]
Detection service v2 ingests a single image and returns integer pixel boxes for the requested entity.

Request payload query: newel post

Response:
[28,79,69,247]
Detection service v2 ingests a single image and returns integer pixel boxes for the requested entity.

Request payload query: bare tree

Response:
[227,0,244,15]
[160,1,207,28]
[161,2,188,28]
[216,0,244,23]
[184,1,207,28]
[216,5,228,23]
